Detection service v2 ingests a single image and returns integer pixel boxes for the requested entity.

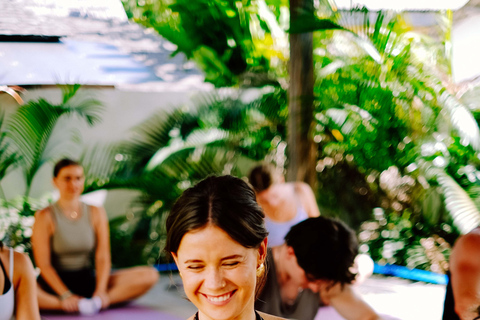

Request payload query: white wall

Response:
[0,86,207,218]
[452,14,480,83]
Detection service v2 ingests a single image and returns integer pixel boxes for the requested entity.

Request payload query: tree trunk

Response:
[287,0,316,187]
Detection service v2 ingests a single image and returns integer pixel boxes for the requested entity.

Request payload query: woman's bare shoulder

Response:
[87,205,107,220]
[259,311,288,320]
[34,206,52,218]
[9,250,36,285]
[33,207,54,228]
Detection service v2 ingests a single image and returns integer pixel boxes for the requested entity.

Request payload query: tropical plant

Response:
[79,88,290,266]
[103,2,480,271]
[121,0,288,87]
[300,9,480,234]
[3,85,102,213]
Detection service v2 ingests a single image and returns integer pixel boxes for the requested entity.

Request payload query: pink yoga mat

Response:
[314,306,400,320]
[41,305,182,320]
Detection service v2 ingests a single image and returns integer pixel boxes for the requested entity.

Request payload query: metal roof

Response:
[0,0,208,90]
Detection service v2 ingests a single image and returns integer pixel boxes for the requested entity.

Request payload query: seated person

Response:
[166,175,286,320]
[255,216,379,320]
[32,158,159,314]
[0,241,40,320]
[443,226,480,320]
[249,164,320,247]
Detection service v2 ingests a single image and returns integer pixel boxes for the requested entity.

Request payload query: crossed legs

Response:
[37,266,159,311]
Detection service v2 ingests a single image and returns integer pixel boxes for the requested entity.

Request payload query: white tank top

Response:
[0,248,14,320]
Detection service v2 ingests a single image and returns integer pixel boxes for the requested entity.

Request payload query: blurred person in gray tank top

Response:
[32,159,160,315]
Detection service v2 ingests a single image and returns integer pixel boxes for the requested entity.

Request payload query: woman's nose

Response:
[204,268,226,290]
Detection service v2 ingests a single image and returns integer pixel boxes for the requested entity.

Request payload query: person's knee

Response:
[139,266,159,287]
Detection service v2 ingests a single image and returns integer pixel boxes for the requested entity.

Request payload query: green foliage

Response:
[122,0,287,87]
[4,85,103,202]
[358,208,456,273]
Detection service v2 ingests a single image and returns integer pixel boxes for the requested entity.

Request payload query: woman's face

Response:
[172,224,267,320]
[53,165,85,198]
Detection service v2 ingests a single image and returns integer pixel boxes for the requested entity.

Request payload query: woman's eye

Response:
[223,262,240,267]
[187,265,203,270]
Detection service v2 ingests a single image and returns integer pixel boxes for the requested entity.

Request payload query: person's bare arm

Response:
[320,282,380,320]
[259,311,288,320]
[32,209,80,311]
[294,182,320,218]
[91,206,112,308]
[13,251,41,320]
[450,230,480,320]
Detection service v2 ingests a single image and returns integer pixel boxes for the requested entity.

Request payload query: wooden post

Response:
[287,0,316,187]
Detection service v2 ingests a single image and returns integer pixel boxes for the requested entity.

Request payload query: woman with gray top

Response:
[32,158,159,314]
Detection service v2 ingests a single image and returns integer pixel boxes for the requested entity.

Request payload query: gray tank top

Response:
[255,249,320,320]
[51,202,95,271]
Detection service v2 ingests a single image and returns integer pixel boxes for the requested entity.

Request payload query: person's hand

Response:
[93,291,110,309]
[61,294,81,313]
[318,280,343,305]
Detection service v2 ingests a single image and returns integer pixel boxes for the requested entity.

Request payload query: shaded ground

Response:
[133,274,447,320]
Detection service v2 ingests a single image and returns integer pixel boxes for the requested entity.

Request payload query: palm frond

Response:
[145,128,228,171]
[426,167,480,234]
[6,86,103,195]
[0,113,19,182]
[437,91,480,151]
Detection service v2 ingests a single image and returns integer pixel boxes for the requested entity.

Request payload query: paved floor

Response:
[134,273,447,320]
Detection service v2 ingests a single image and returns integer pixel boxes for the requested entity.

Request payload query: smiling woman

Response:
[165,175,286,320]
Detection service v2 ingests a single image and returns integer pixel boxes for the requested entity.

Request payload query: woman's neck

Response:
[196,310,257,320]
[271,245,288,285]
[56,197,81,211]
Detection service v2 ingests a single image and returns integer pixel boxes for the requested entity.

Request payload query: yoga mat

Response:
[373,263,448,285]
[41,305,182,320]
[314,306,400,320]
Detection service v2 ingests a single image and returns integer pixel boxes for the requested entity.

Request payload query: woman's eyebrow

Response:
[221,255,244,261]
[184,259,204,264]
[183,255,244,264]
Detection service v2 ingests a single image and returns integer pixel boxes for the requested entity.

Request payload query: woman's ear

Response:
[257,238,268,265]
[171,252,179,267]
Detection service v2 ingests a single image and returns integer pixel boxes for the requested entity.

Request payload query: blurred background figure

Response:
[32,158,159,315]
[249,163,373,284]
[0,241,40,320]
[443,227,480,320]
[249,164,320,247]
[255,216,379,320]
[165,175,286,320]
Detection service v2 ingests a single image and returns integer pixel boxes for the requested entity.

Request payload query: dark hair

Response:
[166,175,268,254]
[248,164,276,193]
[53,158,81,177]
[285,216,358,286]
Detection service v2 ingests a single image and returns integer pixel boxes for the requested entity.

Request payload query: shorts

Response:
[38,268,96,298]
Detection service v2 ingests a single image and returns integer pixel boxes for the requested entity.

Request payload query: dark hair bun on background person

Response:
[53,158,81,177]
[165,175,268,255]
[248,164,277,193]
[285,216,358,286]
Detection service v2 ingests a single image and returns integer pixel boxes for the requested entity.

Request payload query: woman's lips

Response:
[201,290,236,306]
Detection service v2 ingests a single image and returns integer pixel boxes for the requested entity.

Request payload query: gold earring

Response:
[179,272,183,278]
[256,263,265,277]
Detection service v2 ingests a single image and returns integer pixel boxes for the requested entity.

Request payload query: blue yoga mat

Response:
[373,263,448,285]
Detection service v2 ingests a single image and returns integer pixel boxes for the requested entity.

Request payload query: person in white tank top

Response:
[0,241,40,320]
[248,164,321,247]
